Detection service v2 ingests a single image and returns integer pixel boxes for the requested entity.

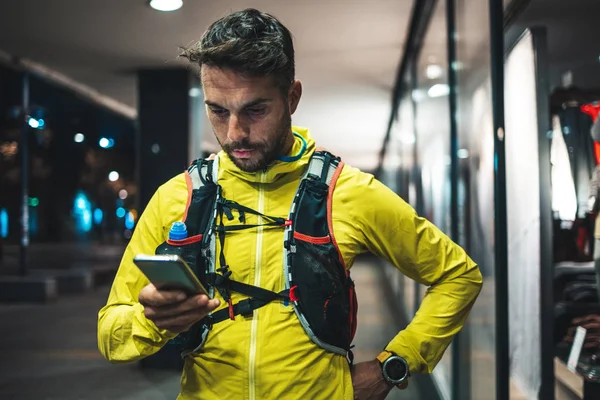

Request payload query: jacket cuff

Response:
[385,334,429,374]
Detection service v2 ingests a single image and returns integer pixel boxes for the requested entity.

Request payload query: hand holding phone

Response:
[134,255,220,333]
[138,284,220,333]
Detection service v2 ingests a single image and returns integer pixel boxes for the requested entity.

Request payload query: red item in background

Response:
[581,104,600,164]
[581,104,600,121]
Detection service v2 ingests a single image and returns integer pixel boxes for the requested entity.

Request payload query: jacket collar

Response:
[217,126,316,184]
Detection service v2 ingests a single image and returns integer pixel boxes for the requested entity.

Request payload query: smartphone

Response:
[133,254,211,297]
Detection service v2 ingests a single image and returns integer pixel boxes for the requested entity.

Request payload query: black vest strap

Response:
[208,294,288,323]
[206,273,289,303]
[204,272,290,321]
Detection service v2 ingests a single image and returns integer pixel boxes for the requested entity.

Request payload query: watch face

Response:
[385,357,408,382]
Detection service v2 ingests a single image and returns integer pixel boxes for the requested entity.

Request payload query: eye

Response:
[245,107,266,117]
[209,107,229,118]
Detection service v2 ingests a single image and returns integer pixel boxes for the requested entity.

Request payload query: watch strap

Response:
[377,350,393,364]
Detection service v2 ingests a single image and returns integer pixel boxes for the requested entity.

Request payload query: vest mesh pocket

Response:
[292,237,351,350]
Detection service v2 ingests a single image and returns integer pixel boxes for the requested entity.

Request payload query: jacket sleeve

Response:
[340,168,483,374]
[97,185,179,363]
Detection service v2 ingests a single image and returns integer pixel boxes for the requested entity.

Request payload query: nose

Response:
[227,115,248,143]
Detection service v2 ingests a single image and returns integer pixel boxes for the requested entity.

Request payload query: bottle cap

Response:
[169,221,188,240]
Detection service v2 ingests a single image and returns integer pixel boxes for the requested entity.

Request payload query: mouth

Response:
[231,149,255,159]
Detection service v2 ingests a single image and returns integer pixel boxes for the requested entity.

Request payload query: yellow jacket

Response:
[98,127,482,399]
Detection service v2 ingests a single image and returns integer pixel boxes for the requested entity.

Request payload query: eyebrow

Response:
[205,98,272,109]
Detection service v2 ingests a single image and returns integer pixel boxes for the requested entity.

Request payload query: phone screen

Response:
[133,255,210,297]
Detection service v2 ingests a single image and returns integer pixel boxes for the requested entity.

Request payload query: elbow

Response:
[97,319,122,363]
[97,327,142,364]
[97,311,140,364]
[474,263,483,290]
[467,262,484,301]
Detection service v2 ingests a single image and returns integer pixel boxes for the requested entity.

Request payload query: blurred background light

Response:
[108,171,120,182]
[93,208,104,225]
[73,192,92,233]
[74,133,85,143]
[427,83,450,98]
[99,137,115,149]
[125,211,135,230]
[27,117,40,129]
[149,0,183,12]
[0,208,8,238]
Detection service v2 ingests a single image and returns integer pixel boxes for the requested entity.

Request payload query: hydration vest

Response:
[155,151,358,359]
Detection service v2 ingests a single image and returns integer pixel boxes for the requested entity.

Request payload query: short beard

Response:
[219,113,291,173]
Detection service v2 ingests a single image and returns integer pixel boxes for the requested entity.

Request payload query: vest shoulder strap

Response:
[303,150,343,186]
[182,156,220,235]
[187,155,219,190]
[299,150,345,267]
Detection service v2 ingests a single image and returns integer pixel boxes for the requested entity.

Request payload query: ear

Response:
[287,80,302,115]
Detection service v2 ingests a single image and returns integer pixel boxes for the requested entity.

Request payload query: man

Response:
[98,8,482,400]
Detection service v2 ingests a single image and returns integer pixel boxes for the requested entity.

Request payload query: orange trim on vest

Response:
[327,160,345,268]
[293,231,331,244]
[183,171,193,222]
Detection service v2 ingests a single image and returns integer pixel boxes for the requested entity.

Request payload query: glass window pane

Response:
[415,0,452,396]
[455,0,497,398]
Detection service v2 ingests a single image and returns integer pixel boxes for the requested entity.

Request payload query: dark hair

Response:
[180,8,295,92]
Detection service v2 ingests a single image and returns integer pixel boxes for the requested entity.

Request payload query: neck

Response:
[279,130,296,156]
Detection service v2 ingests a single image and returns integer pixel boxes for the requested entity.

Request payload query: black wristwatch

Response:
[377,351,410,386]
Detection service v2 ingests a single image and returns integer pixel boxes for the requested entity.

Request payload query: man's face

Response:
[201,66,301,172]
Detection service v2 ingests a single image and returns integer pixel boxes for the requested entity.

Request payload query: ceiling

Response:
[508,0,600,90]
[0,0,412,170]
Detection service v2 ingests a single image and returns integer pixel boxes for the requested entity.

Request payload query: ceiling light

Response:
[427,84,450,98]
[457,149,469,159]
[425,64,443,80]
[149,0,183,12]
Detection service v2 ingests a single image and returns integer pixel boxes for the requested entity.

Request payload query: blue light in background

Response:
[116,207,126,218]
[0,208,8,238]
[27,117,40,129]
[93,209,103,225]
[81,209,92,230]
[73,192,92,233]
[29,207,38,236]
[125,212,135,230]
[99,137,115,149]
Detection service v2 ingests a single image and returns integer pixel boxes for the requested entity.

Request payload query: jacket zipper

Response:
[249,171,266,400]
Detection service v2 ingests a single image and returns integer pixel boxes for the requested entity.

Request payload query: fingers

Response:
[153,310,207,332]
[139,284,186,308]
[152,297,221,333]
[144,294,218,319]
[142,293,221,333]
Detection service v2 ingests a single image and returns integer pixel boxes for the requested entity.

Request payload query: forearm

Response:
[98,302,177,363]
[386,256,482,374]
